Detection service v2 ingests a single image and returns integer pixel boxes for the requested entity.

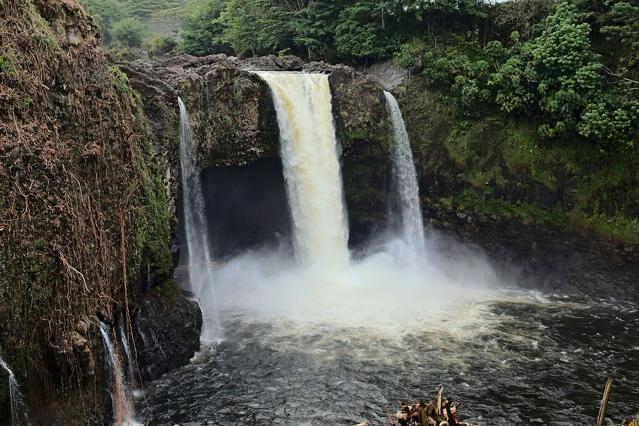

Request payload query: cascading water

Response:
[178,97,223,343]
[0,349,27,425]
[384,91,426,262]
[118,319,134,387]
[99,322,138,426]
[255,72,350,269]
[142,73,639,426]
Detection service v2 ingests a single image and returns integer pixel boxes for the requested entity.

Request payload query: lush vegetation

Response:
[78,0,638,240]
[80,0,187,46]
[178,0,638,149]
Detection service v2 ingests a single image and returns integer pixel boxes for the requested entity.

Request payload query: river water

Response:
[140,292,638,425]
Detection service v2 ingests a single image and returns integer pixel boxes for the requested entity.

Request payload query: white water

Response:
[98,322,139,426]
[384,91,426,262]
[0,349,27,425]
[255,72,350,270]
[206,73,503,337]
[178,97,223,343]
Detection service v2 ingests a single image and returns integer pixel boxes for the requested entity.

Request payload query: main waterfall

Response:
[178,98,222,343]
[255,72,350,269]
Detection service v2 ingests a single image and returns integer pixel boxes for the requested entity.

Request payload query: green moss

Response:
[152,279,180,303]
[570,212,639,243]
[0,51,17,78]
[446,189,569,227]
[502,122,537,171]
[110,66,131,95]
[27,4,62,56]
[128,93,175,288]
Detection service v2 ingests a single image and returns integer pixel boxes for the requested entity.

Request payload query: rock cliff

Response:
[120,53,395,247]
[0,0,199,422]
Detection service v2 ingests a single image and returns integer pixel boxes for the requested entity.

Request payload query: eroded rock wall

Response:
[0,0,199,422]
[121,54,395,247]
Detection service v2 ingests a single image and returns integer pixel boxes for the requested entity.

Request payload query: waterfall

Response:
[256,72,350,269]
[117,319,134,388]
[178,97,223,343]
[98,322,138,426]
[384,91,425,261]
[0,349,27,425]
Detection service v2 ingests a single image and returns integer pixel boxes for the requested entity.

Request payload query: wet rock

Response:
[133,291,202,382]
[360,61,409,91]
[425,211,639,299]
[119,54,394,245]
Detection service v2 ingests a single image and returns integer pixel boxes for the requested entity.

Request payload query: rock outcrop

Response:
[119,53,395,246]
[0,1,200,422]
[395,76,639,299]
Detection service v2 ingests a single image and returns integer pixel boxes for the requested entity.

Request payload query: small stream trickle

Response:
[0,348,28,425]
[99,321,139,426]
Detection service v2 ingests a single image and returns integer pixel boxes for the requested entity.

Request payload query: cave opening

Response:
[199,157,292,259]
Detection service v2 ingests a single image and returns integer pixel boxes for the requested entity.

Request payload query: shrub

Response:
[146,36,177,56]
[111,17,147,47]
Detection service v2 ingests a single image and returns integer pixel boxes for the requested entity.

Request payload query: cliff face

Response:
[0,3,395,417]
[121,54,394,247]
[394,76,639,298]
[0,0,199,422]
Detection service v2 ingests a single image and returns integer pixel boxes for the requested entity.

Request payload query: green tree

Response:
[80,0,129,42]
[289,0,340,60]
[528,2,602,138]
[181,0,230,56]
[601,0,639,67]
[334,1,400,60]
[221,0,293,56]
[112,17,148,47]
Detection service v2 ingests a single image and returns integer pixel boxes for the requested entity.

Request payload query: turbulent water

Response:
[141,292,639,425]
[0,348,27,425]
[158,77,639,425]
[255,72,350,270]
[385,91,426,261]
[179,97,223,343]
[99,322,139,426]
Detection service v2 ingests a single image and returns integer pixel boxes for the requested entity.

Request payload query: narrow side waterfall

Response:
[178,97,223,343]
[98,322,138,426]
[118,320,134,387]
[256,72,350,269]
[384,91,426,260]
[0,349,27,425]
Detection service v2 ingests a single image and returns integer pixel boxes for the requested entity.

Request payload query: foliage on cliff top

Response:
[79,0,187,44]
[0,0,173,411]
[397,79,639,244]
[411,2,639,148]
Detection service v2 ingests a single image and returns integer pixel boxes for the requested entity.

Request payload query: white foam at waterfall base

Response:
[203,73,520,340]
[0,349,28,425]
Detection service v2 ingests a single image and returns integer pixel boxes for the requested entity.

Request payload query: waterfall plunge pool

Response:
[140,287,639,425]
[167,76,638,425]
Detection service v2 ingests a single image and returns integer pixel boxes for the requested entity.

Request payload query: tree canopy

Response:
[80,0,639,147]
